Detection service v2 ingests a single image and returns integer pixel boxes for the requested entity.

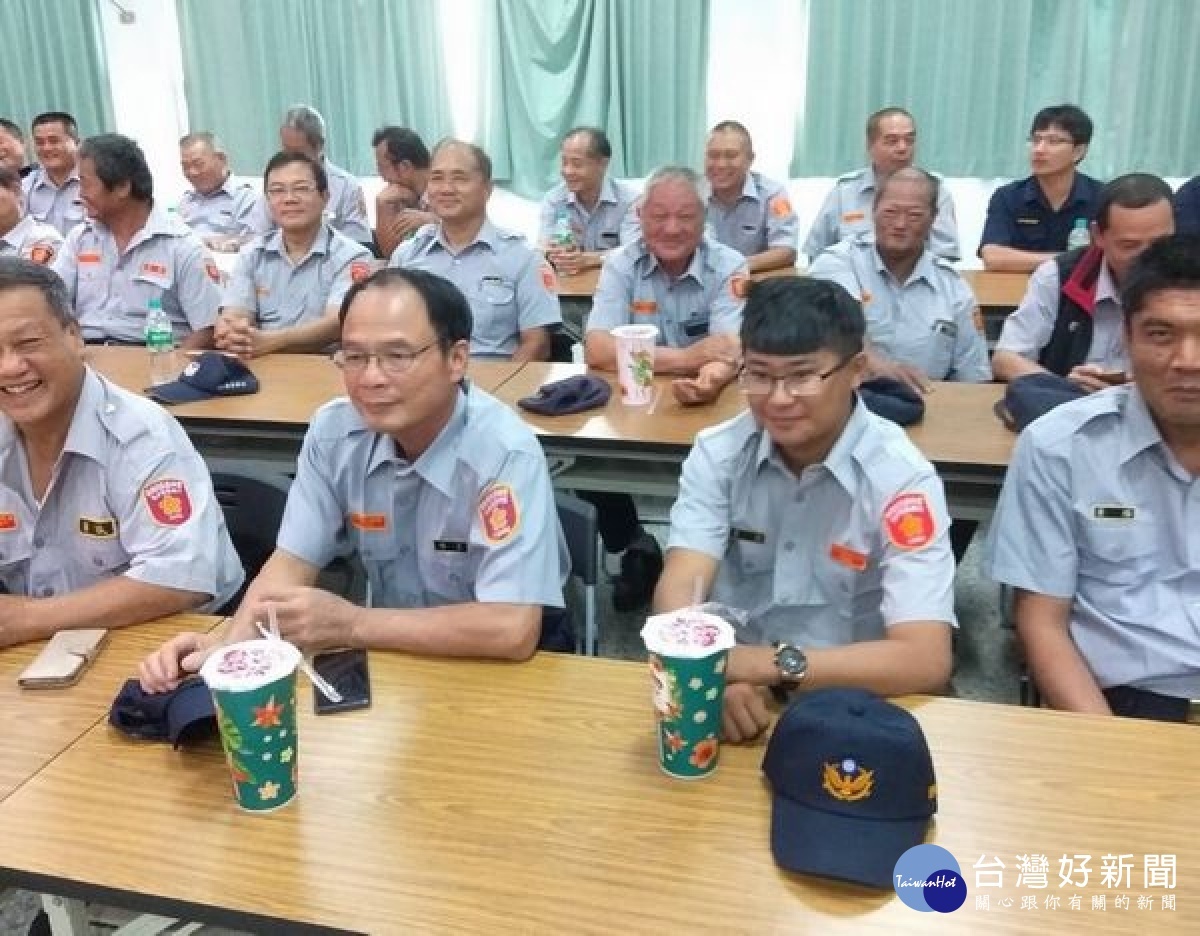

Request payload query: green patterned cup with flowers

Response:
[611,324,658,405]
[200,638,302,812]
[641,610,737,779]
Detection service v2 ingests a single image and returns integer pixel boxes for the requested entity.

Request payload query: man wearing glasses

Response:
[215,152,371,357]
[139,267,571,693]
[979,105,1102,273]
[653,276,955,743]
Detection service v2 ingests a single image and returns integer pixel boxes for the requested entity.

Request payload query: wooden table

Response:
[0,613,220,802]
[1,649,1194,934]
[496,363,1013,515]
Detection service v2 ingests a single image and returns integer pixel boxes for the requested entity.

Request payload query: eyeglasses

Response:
[1027,134,1075,148]
[265,183,319,198]
[738,356,854,399]
[332,340,437,376]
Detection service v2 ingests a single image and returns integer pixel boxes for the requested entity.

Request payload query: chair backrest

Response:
[554,491,598,586]
[211,471,292,585]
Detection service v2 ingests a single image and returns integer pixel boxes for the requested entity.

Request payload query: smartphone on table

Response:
[311,648,372,714]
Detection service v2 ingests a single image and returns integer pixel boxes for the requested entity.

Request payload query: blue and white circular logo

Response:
[892,844,967,912]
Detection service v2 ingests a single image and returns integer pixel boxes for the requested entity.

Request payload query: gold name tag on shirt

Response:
[433,540,468,553]
[79,516,118,538]
[1092,505,1136,521]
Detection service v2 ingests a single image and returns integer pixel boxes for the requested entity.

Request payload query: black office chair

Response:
[211,470,292,608]
[555,491,600,655]
[548,324,577,363]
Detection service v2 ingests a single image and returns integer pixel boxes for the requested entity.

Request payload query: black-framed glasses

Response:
[738,356,854,399]
[332,339,438,377]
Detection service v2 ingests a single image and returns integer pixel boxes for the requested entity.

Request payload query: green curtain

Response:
[0,0,114,136]
[176,0,452,177]
[485,0,710,197]
[791,0,1199,180]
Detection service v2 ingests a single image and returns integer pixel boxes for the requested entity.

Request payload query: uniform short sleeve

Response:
[984,427,1078,598]
[667,435,733,560]
[930,185,960,261]
[471,450,565,607]
[173,239,223,330]
[222,245,258,311]
[246,195,273,236]
[276,419,353,569]
[708,260,747,335]
[877,472,957,627]
[808,248,861,300]
[764,184,799,251]
[51,226,83,303]
[802,187,841,260]
[328,240,372,308]
[994,259,1061,358]
[336,180,372,244]
[586,255,633,332]
[948,280,992,382]
[618,201,641,245]
[231,188,260,237]
[978,185,1018,252]
[513,248,562,331]
[537,195,557,246]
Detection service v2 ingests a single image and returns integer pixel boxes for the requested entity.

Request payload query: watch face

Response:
[776,645,807,680]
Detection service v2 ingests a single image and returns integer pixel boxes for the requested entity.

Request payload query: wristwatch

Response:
[773,641,808,686]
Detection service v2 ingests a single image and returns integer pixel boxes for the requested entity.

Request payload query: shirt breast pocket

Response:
[422,542,480,603]
[0,534,33,595]
[681,315,711,344]
[79,536,130,578]
[1079,517,1159,619]
[476,276,518,343]
[131,271,171,308]
[927,320,958,379]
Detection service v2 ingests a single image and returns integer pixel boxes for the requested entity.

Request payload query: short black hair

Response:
[0,118,25,141]
[0,258,76,327]
[873,166,939,214]
[563,126,611,161]
[741,276,864,359]
[79,133,153,202]
[372,126,431,169]
[1121,232,1200,323]
[1095,173,1174,230]
[263,150,328,195]
[709,120,752,150]
[866,107,913,142]
[339,268,473,351]
[431,138,492,184]
[32,112,79,141]
[1030,104,1093,145]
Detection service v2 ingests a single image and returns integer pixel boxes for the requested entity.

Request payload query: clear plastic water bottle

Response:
[145,298,177,386]
[1067,218,1090,251]
[553,206,575,248]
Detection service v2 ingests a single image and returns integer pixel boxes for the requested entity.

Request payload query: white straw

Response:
[255,619,343,704]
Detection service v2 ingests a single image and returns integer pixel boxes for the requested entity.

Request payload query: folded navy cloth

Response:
[518,374,611,416]
[998,372,1086,432]
[109,676,217,748]
[858,377,925,426]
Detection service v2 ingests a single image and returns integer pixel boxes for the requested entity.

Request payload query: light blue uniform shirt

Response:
[277,385,568,611]
[178,176,259,238]
[995,255,1128,371]
[52,207,223,344]
[0,214,63,262]
[668,400,957,646]
[223,223,371,329]
[248,158,371,244]
[803,167,960,261]
[986,385,1200,698]
[586,237,746,347]
[705,171,798,259]
[389,220,562,358]
[538,176,641,250]
[21,167,84,236]
[0,369,243,609]
[809,235,991,381]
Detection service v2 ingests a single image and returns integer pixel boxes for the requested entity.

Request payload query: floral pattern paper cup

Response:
[641,611,737,779]
[200,639,302,812]
[611,324,658,405]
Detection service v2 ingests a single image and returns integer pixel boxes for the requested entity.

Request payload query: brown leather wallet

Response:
[18,629,109,689]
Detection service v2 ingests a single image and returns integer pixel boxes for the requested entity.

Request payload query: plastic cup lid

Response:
[641,610,736,658]
[200,638,302,692]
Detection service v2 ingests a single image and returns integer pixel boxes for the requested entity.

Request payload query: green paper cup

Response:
[200,638,302,812]
[642,611,737,779]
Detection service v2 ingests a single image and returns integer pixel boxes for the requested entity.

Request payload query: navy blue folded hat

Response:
[109,676,217,748]
[147,352,259,404]
[518,374,611,416]
[858,377,925,426]
[997,372,1086,432]
[762,688,938,889]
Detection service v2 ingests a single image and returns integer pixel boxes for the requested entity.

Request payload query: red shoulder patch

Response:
[29,243,56,265]
[143,478,193,527]
[0,512,18,531]
[350,260,371,283]
[540,262,558,292]
[729,272,749,300]
[883,492,935,551]
[479,483,520,544]
[769,194,793,218]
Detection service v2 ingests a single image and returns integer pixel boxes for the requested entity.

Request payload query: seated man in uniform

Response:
[215,152,371,357]
[1174,175,1200,236]
[0,118,30,177]
[23,111,84,236]
[52,133,222,349]
[803,107,959,262]
[979,105,1102,273]
[653,276,955,743]
[138,268,569,691]
[0,168,62,264]
[248,106,372,245]
[810,167,990,392]
[992,173,1175,393]
[177,131,257,247]
[372,126,435,259]
[584,166,746,611]
[703,120,797,273]
[540,126,640,275]
[389,139,561,362]
[0,259,243,649]
[986,233,1200,722]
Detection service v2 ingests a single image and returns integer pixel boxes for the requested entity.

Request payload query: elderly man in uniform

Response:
[0,118,31,177]
[540,126,640,276]
[51,134,222,349]
[389,139,560,362]
[703,120,797,273]
[177,131,257,246]
[803,107,959,262]
[992,173,1175,393]
[809,167,990,391]
[22,111,84,236]
[987,233,1200,722]
[0,259,242,650]
[216,152,371,357]
[138,268,570,691]
[247,106,372,245]
[654,276,955,743]
[372,125,435,259]
[0,169,62,264]
[583,166,746,610]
